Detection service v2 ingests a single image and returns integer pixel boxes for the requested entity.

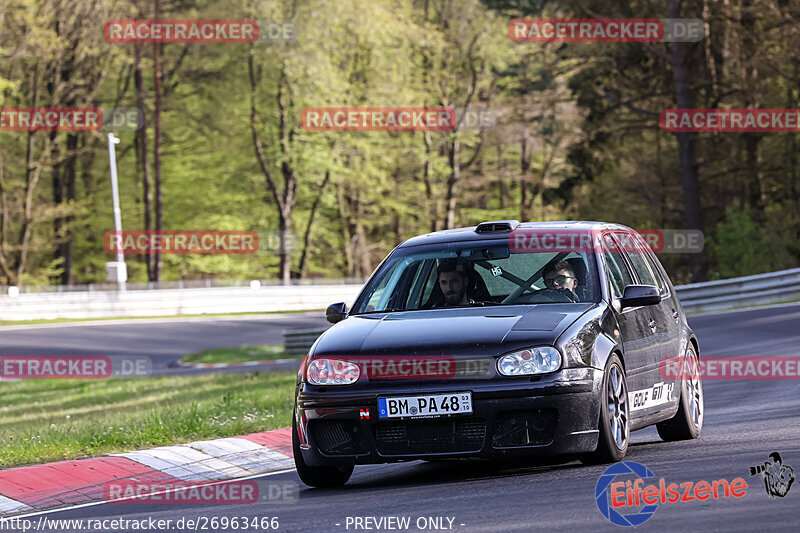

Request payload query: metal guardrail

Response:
[282,268,800,356]
[0,284,364,321]
[284,328,331,356]
[0,266,794,324]
[0,278,366,294]
[674,267,800,314]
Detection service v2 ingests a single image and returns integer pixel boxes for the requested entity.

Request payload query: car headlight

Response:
[306,358,360,385]
[497,347,561,376]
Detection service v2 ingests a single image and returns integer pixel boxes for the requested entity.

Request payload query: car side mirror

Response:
[620,285,661,308]
[326,302,348,324]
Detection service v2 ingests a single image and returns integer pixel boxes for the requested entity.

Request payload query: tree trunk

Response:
[296,171,330,278]
[353,193,371,277]
[336,184,355,277]
[422,131,437,232]
[520,132,532,221]
[276,66,297,285]
[61,133,77,285]
[134,41,154,280]
[278,212,291,282]
[0,155,15,284]
[668,0,707,282]
[48,30,66,285]
[248,55,298,284]
[51,128,63,282]
[496,139,507,210]
[445,138,460,229]
[17,63,45,284]
[152,0,163,282]
[740,1,765,221]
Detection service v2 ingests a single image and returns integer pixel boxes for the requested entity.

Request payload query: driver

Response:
[542,260,579,302]
[437,259,474,306]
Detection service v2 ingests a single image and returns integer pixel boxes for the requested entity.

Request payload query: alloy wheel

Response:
[607,364,629,449]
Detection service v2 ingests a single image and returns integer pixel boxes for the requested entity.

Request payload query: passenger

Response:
[542,260,579,302]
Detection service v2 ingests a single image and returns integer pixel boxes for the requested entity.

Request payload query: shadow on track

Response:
[296,456,590,496]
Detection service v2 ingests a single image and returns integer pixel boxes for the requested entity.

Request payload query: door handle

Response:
[672,309,679,321]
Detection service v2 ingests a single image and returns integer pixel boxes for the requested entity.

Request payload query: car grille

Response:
[375,417,487,455]
[492,409,558,448]
[309,420,367,456]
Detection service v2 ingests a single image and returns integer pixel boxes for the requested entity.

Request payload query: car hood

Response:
[311,304,595,357]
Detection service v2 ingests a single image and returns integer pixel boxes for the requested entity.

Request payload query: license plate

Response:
[377,392,472,419]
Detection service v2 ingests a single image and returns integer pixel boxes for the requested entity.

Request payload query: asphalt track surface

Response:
[6,304,800,532]
[0,313,329,375]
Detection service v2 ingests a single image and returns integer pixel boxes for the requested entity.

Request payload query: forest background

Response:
[1,0,797,288]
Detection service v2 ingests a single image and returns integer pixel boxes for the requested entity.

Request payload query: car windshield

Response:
[351,241,601,314]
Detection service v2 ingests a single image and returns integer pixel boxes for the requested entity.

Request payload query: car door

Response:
[600,232,661,420]
[643,246,684,411]
[614,231,680,413]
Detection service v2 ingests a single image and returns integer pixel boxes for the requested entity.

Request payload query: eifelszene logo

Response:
[749,452,795,498]
[596,462,659,527]
[595,461,748,527]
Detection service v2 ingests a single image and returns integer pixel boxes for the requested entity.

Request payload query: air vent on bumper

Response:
[492,409,558,448]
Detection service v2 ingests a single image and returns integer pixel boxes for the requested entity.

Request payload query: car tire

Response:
[656,346,703,441]
[580,354,629,465]
[292,416,354,488]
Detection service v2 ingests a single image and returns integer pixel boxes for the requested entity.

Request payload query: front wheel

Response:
[580,354,629,465]
[292,416,353,488]
[656,346,703,441]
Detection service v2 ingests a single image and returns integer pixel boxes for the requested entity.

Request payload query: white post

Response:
[107,133,127,292]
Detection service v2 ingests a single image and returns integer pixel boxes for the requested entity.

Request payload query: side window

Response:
[628,253,657,284]
[619,233,658,287]
[601,234,634,298]
[362,260,406,311]
[418,262,438,306]
[644,252,667,294]
[404,260,431,309]
[625,231,668,294]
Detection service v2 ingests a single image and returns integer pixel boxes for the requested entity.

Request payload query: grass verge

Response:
[0,371,295,469]
[181,344,297,365]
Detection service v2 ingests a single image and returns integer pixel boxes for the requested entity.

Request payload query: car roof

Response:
[397,220,635,248]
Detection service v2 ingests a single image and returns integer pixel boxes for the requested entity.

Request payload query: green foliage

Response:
[0,0,798,286]
[708,205,790,280]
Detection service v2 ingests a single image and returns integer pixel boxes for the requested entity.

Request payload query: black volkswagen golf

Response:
[292,221,703,487]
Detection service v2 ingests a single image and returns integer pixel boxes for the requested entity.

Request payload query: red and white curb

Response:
[0,429,293,517]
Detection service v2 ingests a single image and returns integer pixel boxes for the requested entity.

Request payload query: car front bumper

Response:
[294,367,602,466]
